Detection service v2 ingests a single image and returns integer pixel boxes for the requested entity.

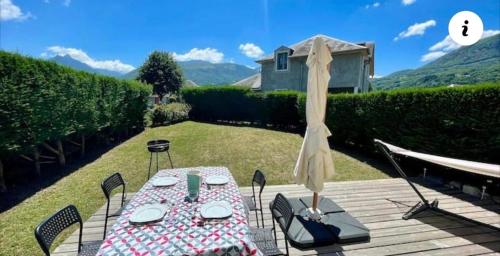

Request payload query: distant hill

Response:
[178,60,258,85]
[50,56,258,85]
[373,34,500,90]
[121,60,258,85]
[121,68,139,80]
[50,55,124,77]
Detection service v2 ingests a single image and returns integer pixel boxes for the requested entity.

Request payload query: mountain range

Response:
[50,55,125,78]
[50,56,258,86]
[50,34,499,90]
[372,34,500,90]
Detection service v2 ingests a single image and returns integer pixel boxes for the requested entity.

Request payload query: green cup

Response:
[187,170,201,201]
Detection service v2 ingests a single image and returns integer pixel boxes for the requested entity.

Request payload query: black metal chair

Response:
[270,193,295,256]
[243,170,266,228]
[147,139,174,180]
[35,205,101,256]
[249,226,284,256]
[101,172,127,239]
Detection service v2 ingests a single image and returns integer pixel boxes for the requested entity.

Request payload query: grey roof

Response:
[184,79,199,87]
[257,34,369,63]
[233,73,261,90]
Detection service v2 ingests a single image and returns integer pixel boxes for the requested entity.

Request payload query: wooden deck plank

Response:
[53,178,500,255]
[401,241,500,255]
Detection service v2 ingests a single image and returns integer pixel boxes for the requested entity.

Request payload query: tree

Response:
[137,51,184,98]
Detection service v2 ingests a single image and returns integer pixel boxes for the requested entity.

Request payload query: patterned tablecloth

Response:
[97,167,262,256]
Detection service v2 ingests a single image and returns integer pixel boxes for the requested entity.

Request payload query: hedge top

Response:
[181,82,500,163]
[0,50,151,155]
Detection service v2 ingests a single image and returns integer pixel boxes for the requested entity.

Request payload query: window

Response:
[276,52,288,71]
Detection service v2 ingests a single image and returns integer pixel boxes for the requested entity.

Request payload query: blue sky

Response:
[1,0,499,76]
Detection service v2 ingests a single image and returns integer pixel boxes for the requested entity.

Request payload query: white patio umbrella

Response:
[294,36,335,218]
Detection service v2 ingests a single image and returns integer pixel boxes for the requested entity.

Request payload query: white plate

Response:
[152,176,178,187]
[129,204,169,224]
[205,175,229,185]
[200,201,232,219]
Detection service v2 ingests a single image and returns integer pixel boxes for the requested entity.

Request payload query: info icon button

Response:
[449,11,484,46]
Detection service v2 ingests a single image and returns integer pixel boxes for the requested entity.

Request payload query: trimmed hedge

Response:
[320,84,500,163]
[265,91,301,127]
[0,51,150,157]
[182,84,500,163]
[181,86,261,123]
[181,86,300,127]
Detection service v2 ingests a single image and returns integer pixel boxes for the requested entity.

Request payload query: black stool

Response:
[147,139,174,180]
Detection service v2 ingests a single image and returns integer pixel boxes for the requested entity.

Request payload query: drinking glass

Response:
[187,170,201,202]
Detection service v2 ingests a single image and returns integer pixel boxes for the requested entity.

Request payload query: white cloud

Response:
[422,29,500,62]
[42,46,135,73]
[394,19,436,41]
[420,51,446,62]
[402,0,416,6]
[0,0,33,21]
[482,29,500,38]
[239,43,265,58]
[429,35,460,52]
[43,0,72,6]
[430,30,500,52]
[172,48,224,63]
[373,74,384,78]
[365,2,380,9]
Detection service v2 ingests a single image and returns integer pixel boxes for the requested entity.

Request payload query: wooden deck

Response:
[54,178,500,255]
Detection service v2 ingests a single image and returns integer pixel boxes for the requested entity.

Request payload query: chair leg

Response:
[272,217,278,245]
[285,238,290,256]
[255,210,260,228]
[103,215,108,240]
[103,201,110,240]
[167,150,174,168]
[147,152,152,180]
[121,186,125,208]
[260,209,265,228]
[78,220,83,254]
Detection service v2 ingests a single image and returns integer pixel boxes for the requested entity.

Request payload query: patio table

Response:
[97,166,261,256]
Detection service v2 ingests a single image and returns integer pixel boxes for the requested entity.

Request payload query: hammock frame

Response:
[374,140,500,232]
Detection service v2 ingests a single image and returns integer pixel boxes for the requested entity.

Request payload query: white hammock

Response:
[374,139,500,178]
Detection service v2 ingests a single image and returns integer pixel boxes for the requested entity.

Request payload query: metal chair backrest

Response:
[271,193,294,233]
[252,170,266,196]
[101,172,125,200]
[35,205,82,255]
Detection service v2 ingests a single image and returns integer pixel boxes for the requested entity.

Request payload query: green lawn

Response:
[0,121,390,255]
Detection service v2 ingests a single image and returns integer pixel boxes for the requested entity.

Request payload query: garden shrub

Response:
[182,83,500,163]
[151,103,191,126]
[0,51,150,158]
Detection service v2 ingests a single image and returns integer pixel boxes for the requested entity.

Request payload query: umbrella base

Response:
[305,207,324,222]
[276,196,371,248]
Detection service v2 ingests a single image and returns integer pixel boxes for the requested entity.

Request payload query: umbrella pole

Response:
[312,192,319,211]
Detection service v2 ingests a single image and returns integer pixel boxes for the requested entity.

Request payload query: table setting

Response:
[97,166,261,256]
